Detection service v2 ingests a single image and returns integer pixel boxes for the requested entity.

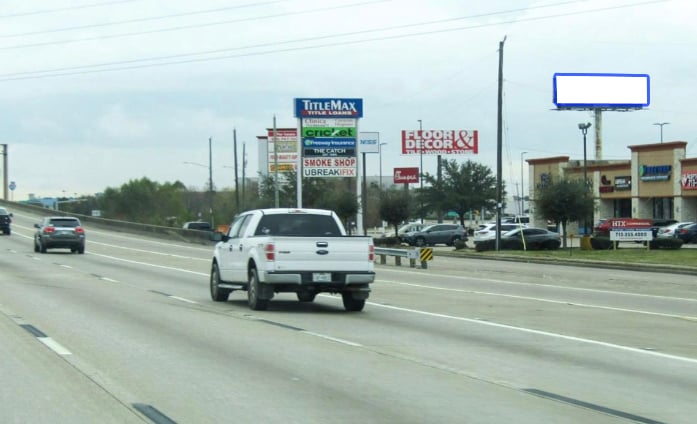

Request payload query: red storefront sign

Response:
[394,167,419,184]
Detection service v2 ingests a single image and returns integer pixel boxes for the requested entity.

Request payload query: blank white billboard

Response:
[553,73,650,108]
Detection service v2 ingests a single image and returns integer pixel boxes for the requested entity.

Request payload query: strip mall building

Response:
[527,141,697,233]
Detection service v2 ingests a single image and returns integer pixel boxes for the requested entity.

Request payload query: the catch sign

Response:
[553,73,650,108]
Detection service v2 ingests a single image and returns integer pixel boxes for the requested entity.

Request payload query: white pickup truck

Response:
[209,208,376,311]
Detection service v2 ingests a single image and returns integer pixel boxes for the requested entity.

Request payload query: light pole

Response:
[578,122,592,235]
[653,122,669,143]
[417,119,423,224]
[378,142,387,193]
[183,137,214,226]
[520,151,527,215]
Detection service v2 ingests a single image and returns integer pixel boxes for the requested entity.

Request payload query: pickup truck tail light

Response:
[265,243,275,261]
[368,244,374,261]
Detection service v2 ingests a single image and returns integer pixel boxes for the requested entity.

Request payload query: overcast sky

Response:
[1,0,694,202]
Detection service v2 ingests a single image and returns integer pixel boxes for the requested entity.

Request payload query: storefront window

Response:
[653,198,674,219]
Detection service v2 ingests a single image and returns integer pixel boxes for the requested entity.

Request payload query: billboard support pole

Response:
[594,108,602,160]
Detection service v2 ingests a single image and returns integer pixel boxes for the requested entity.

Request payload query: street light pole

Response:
[653,122,669,143]
[379,142,387,193]
[417,119,423,224]
[520,151,527,215]
[208,137,214,227]
[578,122,592,235]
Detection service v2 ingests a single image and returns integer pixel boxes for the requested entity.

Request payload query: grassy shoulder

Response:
[455,245,696,268]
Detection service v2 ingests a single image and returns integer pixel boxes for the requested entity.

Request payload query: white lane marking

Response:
[367,301,697,365]
[88,240,209,261]
[59,265,72,269]
[99,277,119,283]
[38,337,72,355]
[87,252,208,277]
[379,280,697,320]
[379,266,697,303]
[301,331,363,347]
[169,296,199,304]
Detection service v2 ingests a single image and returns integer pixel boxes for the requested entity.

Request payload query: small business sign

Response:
[303,157,357,177]
[640,164,671,182]
[401,130,478,155]
[394,167,419,184]
[294,98,363,118]
[302,118,356,128]
[614,176,631,190]
[302,127,357,138]
[358,131,379,154]
[303,148,355,157]
[303,138,356,148]
[681,171,697,190]
[610,229,653,242]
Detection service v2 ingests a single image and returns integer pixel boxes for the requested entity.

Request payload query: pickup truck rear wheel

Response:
[210,262,231,302]
[247,268,269,311]
[342,293,365,312]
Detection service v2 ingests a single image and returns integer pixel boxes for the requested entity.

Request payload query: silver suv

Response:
[34,216,86,254]
[402,224,467,247]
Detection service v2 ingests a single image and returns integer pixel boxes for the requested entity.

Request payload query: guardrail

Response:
[374,247,430,269]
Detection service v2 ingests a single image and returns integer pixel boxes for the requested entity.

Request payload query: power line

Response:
[0,0,138,19]
[0,0,668,82]
[0,0,289,39]
[0,0,573,51]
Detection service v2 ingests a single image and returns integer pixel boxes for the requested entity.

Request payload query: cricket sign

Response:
[394,167,419,184]
[401,130,478,155]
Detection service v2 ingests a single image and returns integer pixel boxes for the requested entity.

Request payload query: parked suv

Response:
[0,207,12,235]
[34,216,86,254]
[402,224,467,247]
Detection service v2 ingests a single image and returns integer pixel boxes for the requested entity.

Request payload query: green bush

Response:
[649,237,684,250]
[590,236,616,250]
[374,236,400,247]
[454,239,467,250]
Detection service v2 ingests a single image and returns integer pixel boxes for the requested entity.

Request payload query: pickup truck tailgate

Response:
[268,237,373,272]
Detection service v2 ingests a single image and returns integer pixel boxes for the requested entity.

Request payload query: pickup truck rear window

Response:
[255,214,342,237]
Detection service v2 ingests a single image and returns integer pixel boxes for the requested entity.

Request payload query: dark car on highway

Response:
[0,207,12,235]
[474,227,561,251]
[34,216,86,254]
[402,223,467,247]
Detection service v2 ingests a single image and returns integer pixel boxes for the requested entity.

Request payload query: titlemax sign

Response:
[401,130,478,155]
[294,98,363,118]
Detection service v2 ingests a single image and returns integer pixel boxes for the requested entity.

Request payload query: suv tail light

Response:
[75,227,85,234]
[43,227,55,234]
[264,243,275,261]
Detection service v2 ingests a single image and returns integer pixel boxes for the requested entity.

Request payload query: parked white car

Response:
[656,221,694,238]
[473,222,527,242]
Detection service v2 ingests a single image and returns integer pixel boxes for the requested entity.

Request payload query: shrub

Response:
[649,237,683,250]
[590,236,615,250]
[454,239,467,250]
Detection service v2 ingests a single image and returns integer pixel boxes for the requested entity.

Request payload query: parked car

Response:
[474,227,561,251]
[650,218,678,237]
[34,216,86,254]
[656,221,694,238]
[183,221,213,231]
[0,207,12,235]
[402,223,467,247]
[473,222,525,242]
[396,222,425,242]
[675,223,697,243]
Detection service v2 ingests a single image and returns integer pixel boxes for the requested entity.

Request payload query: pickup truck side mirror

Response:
[211,232,227,242]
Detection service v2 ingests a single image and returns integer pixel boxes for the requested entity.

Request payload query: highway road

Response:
[1,210,696,423]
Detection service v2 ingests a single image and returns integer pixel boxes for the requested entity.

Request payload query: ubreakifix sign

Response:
[294,98,363,118]
[303,157,357,177]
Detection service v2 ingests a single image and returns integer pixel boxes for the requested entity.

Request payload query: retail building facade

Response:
[527,141,697,233]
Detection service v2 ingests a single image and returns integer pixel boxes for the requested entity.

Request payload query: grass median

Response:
[457,245,696,268]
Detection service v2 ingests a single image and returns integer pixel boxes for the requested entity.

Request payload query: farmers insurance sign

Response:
[401,130,478,155]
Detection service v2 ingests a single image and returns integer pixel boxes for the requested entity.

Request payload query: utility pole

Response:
[418,119,423,224]
[242,142,246,210]
[233,128,239,211]
[1,144,7,201]
[208,137,214,227]
[496,36,506,251]
[273,115,279,208]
